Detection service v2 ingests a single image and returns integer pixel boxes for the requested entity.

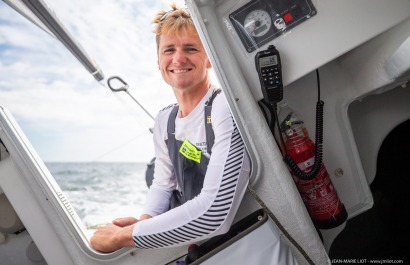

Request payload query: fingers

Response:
[90,223,135,252]
[139,214,153,221]
[90,224,122,253]
[112,217,138,227]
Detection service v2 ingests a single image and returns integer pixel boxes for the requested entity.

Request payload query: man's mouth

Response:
[171,69,191,73]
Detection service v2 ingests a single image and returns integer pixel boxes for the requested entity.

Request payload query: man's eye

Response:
[163,48,175,54]
[186,47,199,53]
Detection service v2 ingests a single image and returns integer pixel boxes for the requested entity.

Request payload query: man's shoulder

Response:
[155,103,178,123]
[160,103,178,112]
[209,88,228,110]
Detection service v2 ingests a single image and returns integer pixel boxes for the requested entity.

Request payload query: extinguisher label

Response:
[292,164,345,222]
[297,157,315,171]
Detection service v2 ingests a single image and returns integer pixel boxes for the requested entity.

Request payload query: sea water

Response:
[46,162,149,229]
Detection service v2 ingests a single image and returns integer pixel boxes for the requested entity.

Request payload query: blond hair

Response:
[152,3,198,51]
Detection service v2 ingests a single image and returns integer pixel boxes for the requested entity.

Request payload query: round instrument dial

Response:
[244,9,272,38]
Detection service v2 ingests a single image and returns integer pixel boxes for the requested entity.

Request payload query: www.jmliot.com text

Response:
[331,259,404,264]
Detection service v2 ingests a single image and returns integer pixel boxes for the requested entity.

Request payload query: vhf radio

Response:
[255,45,283,104]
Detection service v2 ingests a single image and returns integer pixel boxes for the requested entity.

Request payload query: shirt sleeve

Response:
[133,94,251,249]
[142,107,176,217]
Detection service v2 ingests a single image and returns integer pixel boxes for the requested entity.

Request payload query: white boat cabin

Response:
[1,0,410,264]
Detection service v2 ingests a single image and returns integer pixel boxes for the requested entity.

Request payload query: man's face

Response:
[157,31,211,93]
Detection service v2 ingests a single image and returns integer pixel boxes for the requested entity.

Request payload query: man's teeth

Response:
[173,69,189,73]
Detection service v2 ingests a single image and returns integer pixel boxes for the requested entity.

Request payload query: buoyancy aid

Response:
[167,89,221,209]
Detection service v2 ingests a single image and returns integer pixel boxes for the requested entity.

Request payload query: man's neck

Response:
[174,84,210,118]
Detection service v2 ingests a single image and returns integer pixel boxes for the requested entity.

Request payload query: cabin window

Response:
[0,0,220,257]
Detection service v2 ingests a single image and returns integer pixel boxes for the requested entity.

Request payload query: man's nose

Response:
[173,49,187,64]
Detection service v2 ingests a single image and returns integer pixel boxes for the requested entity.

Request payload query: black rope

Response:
[279,69,325,180]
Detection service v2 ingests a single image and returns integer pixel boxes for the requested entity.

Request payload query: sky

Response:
[0,0,194,163]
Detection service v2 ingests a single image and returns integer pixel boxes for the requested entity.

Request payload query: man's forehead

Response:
[159,34,202,47]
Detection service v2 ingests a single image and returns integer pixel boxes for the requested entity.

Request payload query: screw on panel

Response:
[334,168,344,177]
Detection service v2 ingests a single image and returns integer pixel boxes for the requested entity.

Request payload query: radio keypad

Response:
[261,66,281,89]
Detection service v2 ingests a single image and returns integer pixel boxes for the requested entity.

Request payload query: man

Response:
[90,4,250,253]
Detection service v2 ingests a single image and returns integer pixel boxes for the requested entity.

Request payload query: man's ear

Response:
[206,58,212,69]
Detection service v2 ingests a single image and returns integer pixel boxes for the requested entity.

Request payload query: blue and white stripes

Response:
[133,122,245,249]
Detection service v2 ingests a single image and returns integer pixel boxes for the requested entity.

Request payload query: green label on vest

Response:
[179,140,201,163]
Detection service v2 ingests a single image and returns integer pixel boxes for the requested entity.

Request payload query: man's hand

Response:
[90,215,152,253]
[90,223,135,253]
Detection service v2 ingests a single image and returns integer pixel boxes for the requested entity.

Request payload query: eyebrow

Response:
[161,43,200,49]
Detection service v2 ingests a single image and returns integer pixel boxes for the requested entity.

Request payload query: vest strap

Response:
[204,89,221,155]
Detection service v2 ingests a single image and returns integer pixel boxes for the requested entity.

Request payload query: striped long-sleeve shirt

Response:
[132,87,251,248]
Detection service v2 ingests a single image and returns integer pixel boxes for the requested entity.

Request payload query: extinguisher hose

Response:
[283,100,324,180]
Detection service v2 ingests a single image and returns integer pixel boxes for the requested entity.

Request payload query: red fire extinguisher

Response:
[278,101,348,229]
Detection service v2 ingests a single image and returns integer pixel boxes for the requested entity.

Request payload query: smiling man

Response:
[90,4,251,253]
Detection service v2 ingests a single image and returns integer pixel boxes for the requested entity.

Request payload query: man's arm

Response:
[142,108,176,217]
